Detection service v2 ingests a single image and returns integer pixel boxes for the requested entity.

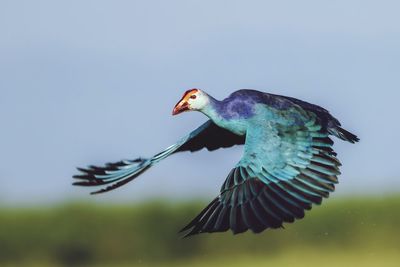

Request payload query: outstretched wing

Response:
[180,117,341,237]
[73,120,245,194]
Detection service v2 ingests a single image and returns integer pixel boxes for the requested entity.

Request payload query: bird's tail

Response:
[73,143,181,194]
[328,126,360,144]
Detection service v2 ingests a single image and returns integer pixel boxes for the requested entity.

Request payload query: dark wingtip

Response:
[90,190,103,195]
[72,174,86,179]
[179,230,196,239]
[89,185,119,195]
[72,181,86,186]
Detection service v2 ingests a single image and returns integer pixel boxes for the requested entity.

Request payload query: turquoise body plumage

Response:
[74,89,359,236]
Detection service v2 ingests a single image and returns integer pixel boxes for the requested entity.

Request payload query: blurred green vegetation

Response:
[0,196,399,267]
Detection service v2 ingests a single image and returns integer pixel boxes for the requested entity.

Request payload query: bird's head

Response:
[172,88,210,115]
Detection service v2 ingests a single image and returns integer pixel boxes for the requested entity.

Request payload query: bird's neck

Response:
[200,95,223,122]
[199,94,246,136]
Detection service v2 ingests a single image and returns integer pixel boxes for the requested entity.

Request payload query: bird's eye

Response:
[190,95,197,99]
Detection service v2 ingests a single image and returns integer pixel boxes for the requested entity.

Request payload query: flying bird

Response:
[74,89,359,237]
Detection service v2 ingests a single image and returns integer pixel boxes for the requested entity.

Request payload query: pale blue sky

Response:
[1,0,399,204]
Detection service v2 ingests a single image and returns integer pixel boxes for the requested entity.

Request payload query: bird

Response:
[73,88,359,237]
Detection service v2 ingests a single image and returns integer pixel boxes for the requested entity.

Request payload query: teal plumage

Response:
[74,89,359,236]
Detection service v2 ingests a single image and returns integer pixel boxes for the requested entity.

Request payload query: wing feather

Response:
[180,116,341,237]
[74,120,244,194]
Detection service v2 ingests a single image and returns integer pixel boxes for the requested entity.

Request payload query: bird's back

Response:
[225,89,359,143]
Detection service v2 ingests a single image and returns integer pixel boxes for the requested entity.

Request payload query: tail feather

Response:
[328,126,359,143]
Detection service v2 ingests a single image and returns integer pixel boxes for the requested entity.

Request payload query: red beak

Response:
[172,99,189,115]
